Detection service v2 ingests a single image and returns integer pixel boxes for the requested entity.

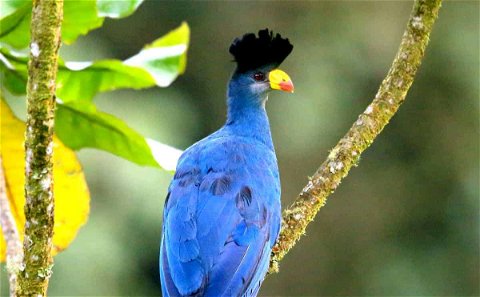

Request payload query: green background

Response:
[2,1,479,296]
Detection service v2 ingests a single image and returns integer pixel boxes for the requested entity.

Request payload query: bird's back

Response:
[160,130,281,297]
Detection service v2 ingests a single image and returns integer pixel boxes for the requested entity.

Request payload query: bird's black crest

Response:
[229,29,293,72]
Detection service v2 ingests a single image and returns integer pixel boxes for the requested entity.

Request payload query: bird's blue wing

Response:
[160,137,281,297]
[161,162,204,296]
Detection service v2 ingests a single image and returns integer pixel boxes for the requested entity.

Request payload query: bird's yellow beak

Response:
[269,69,294,93]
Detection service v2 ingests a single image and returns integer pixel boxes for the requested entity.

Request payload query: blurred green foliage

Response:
[1,2,188,170]
[1,1,478,296]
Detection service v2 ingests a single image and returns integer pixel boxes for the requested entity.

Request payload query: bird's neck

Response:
[224,94,274,150]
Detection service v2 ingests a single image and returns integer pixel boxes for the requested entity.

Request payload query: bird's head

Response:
[228,29,294,102]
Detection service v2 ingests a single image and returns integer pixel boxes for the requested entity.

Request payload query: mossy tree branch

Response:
[14,0,63,296]
[269,0,442,273]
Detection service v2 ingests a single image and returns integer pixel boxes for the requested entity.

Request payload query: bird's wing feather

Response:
[161,162,204,296]
[161,137,281,297]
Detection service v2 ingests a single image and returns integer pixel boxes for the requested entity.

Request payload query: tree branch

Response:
[269,0,442,273]
[0,156,23,297]
[15,0,63,295]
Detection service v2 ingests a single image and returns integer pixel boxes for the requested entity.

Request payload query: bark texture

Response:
[269,0,443,273]
[15,0,63,295]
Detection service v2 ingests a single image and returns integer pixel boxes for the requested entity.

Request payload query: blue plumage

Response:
[160,29,293,297]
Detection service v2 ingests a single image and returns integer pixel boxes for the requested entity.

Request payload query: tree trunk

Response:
[14,0,63,295]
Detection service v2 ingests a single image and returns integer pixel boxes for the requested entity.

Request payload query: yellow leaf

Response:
[0,98,90,261]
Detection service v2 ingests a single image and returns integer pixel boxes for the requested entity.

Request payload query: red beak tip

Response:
[279,81,294,93]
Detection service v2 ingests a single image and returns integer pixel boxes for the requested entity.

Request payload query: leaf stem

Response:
[0,156,23,297]
[269,0,442,273]
[14,0,63,295]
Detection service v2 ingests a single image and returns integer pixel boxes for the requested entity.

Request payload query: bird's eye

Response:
[253,72,265,81]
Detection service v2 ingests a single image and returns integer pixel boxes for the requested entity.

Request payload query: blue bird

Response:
[160,29,294,297]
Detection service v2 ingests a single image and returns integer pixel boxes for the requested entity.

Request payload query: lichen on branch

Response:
[14,0,64,296]
[269,0,443,273]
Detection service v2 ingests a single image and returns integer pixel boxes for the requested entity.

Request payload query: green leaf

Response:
[97,0,144,18]
[0,0,102,49]
[57,22,190,102]
[145,138,182,173]
[60,22,190,101]
[0,1,31,49]
[126,22,190,86]
[57,22,189,102]
[0,48,28,94]
[62,0,104,45]
[0,0,28,19]
[0,0,146,49]
[0,65,26,95]
[0,47,153,99]
[57,59,155,103]
[55,101,182,170]
[0,22,190,101]
[56,102,158,167]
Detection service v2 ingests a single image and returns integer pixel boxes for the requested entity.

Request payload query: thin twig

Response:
[269,0,443,273]
[15,0,63,295]
[0,156,24,296]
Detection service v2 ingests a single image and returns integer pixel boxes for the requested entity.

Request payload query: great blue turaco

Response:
[160,29,294,297]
